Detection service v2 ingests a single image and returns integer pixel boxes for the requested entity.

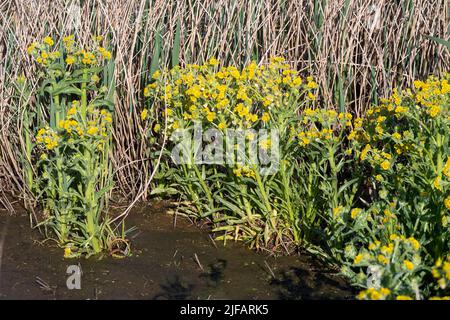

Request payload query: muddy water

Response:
[0,202,353,300]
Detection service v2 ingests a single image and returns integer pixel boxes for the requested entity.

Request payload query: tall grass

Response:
[0,0,448,208]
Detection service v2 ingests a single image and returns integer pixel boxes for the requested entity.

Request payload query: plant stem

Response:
[254,168,272,214]
[81,69,88,122]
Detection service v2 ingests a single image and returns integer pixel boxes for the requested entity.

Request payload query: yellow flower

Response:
[407,237,420,251]
[50,51,61,59]
[66,55,76,65]
[353,254,363,265]
[91,74,100,82]
[435,258,443,268]
[429,105,441,117]
[394,106,407,114]
[206,112,216,122]
[351,208,362,219]
[445,196,450,211]
[233,167,242,177]
[378,254,389,265]
[141,109,148,121]
[246,132,255,141]
[58,120,66,129]
[259,139,271,150]
[360,144,371,161]
[429,296,450,300]
[261,112,270,123]
[370,290,381,300]
[64,247,71,258]
[381,244,394,255]
[228,66,240,79]
[392,132,401,140]
[443,157,450,178]
[292,77,302,86]
[396,295,413,300]
[380,160,390,170]
[87,126,99,135]
[101,50,112,60]
[247,113,258,123]
[403,260,414,271]
[357,290,367,300]
[307,79,318,89]
[333,206,343,217]
[152,70,161,79]
[357,287,390,300]
[307,92,316,100]
[27,42,38,54]
[376,116,386,123]
[63,35,74,43]
[301,137,310,146]
[380,288,391,296]
[218,122,226,130]
[208,57,219,66]
[43,36,54,46]
[368,241,380,250]
[103,114,113,123]
[433,176,443,191]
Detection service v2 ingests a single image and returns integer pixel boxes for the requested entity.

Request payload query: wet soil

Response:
[0,201,354,300]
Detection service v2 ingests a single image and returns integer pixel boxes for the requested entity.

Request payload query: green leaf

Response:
[171,18,181,68]
[427,36,450,50]
[149,27,162,78]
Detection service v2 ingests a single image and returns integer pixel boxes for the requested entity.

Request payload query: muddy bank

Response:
[0,202,354,300]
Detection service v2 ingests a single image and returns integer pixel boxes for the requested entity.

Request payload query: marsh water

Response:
[0,201,353,299]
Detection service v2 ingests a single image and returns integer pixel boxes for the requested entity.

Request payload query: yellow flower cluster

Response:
[432,257,450,289]
[414,76,450,118]
[63,35,75,47]
[294,109,352,147]
[445,195,450,211]
[358,144,393,171]
[350,208,362,219]
[85,109,112,138]
[354,235,421,267]
[28,35,112,68]
[357,287,391,300]
[349,233,425,299]
[429,296,450,300]
[38,100,112,153]
[354,74,449,145]
[58,119,81,135]
[350,73,449,205]
[27,40,61,66]
[36,127,60,150]
[233,165,256,179]
[142,57,316,133]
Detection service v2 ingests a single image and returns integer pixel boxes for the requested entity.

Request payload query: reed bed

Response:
[0,0,448,206]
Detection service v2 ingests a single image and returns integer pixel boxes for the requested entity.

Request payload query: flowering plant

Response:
[29,35,121,257]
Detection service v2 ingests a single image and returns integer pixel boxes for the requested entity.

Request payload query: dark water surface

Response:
[0,202,353,299]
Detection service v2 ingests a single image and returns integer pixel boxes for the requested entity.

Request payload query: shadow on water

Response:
[270,266,354,300]
[199,259,227,287]
[153,275,195,300]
